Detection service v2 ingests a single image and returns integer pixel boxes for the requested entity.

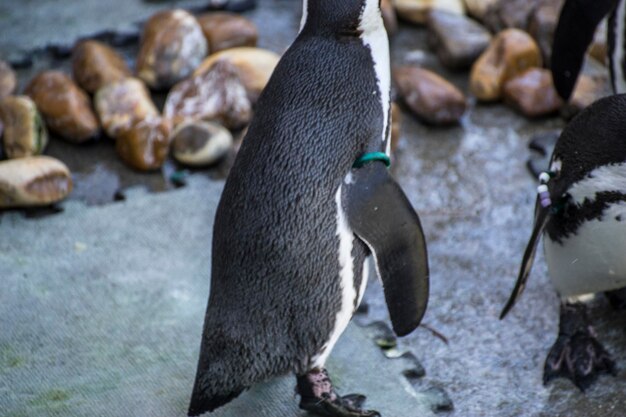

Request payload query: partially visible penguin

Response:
[187,1,430,416]
[551,0,624,100]
[501,94,626,390]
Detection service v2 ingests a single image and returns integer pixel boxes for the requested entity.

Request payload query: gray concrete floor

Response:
[2,1,626,417]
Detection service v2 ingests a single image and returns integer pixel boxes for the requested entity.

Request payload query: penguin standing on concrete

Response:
[187,1,429,416]
[501,94,626,389]
[551,0,624,100]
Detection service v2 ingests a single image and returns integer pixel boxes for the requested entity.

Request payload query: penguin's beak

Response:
[551,0,618,101]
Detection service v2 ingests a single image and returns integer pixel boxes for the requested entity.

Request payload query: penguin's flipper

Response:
[343,162,429,337]
[500,202,551,319]
[551,0,618,100]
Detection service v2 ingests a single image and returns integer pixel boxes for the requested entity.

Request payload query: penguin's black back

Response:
[188,23,386,415]
[546,94,626,241]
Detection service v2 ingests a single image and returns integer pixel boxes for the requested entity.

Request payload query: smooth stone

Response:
[427,10,492,69]
[24,71,100,143]
[589,19,608,65]
[528,0,563,65]
[136,9,208,90]
[393,0,465,25]
[197,12,258,53]
[0,96,48,159]
[0,60,17,99]
[470,28,543,101]
[496,0,541,30]
[72,40,132,94]
[164,60,252,130]
[394,66,467,125]
[390,102,402,153]
[463,0,499,23]
[0,156,72,208]
[381,0,399,35]
[94,78,159,139]
[171,121,233,167]
[194,47,280,104]
[503,68,563,117]
[560,75,607,120]
[115,116,171,171]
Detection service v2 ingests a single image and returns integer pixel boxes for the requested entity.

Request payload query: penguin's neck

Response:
[299,0,383,37]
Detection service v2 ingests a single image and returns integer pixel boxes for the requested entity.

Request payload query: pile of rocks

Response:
[389,0,607,124]
[0,8,279,208]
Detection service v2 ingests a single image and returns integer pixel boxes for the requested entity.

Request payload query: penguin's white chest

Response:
[545,202,626,296]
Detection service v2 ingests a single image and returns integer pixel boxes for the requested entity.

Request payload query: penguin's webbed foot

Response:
[543,303,616,391]
[296,369,380,417]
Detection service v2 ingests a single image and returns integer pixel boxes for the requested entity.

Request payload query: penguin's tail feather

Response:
[187,387,245,416]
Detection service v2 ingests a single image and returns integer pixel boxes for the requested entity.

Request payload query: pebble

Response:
[463,0,499,23]
[503,68,563,117]
[165,60,251,130]
[0,61,17,99]
[394,66,467,125]
[381,0,399,35]
[393,0,465,25]
[72,40,132,94]
[528,0,563,65]
[115,117,171,171]
[470,29,543,101]
[427,10,492,69]
[589,19,608,65]
[25,71,100,143]
[390,102,402,153]
[136,9,208,90]
[0,96,48,159]
[171,121,233,167]
[0,156,72,208]
[94,78,159,139]
[560,75,606,120]
[197,12,258,53]
[194,47,280,104]
[496,0,540,31]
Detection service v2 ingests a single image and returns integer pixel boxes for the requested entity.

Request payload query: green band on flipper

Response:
[352,152,391,169]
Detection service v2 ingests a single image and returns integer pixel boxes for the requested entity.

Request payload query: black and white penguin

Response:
[187,1,430,416]
[551,0,625,100]
[501,94,626,389]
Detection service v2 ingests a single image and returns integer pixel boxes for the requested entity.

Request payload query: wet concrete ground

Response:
[2,1,626,416]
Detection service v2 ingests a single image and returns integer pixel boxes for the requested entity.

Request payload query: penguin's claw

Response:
[543,332,616,391]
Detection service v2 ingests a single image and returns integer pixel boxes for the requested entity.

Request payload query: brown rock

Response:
[197,12,258,53]
[0,61,17,99]
[394,66,467,125]
[94,78,159,139]
[171,121,233,167]
[427,10,492,69]
[589,19,608,65]
[194,47,280,104]
[390,102,402,152]
[115,117,171,171]
[25,71,100,143]
[165,60,252,130]
[381,0,399,35]
[528,0,564,65]
[0,156,72,208]
[137,9,208,90]
[470,29,543,101]
[560,75,607,120]
[0,96,48,159]
[72,40,132,93]
[503,68,563,117]
[393,0,465,25]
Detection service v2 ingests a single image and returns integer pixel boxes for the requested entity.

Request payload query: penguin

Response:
[551,0,623,100]
[501,94,626,390]
[187,1,430,416]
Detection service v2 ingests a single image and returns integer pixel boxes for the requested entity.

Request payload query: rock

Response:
[427,10,492,69]
[164,60,252,130]
[390,102,402,152]
[194,47,280,104]
[470,29,543,101]
[24,71,100,143]
[94,78,159,139]
[528,0,564,65]
[0,60,17,99]
[0,96,48,159]
[171,121,233,167]
[72,40,132,93]
[393,0,465,25]
[463,0,499,23]
[197,12,258,53]
[503,68,563,117]
[589,19,608,65]
[0,156,72,208]
[394,66,467,125]
[381,0,399,35]
[496,0,540,30]
[136,9,208,90]
[115,117,171,171]
[560,75,606,120]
